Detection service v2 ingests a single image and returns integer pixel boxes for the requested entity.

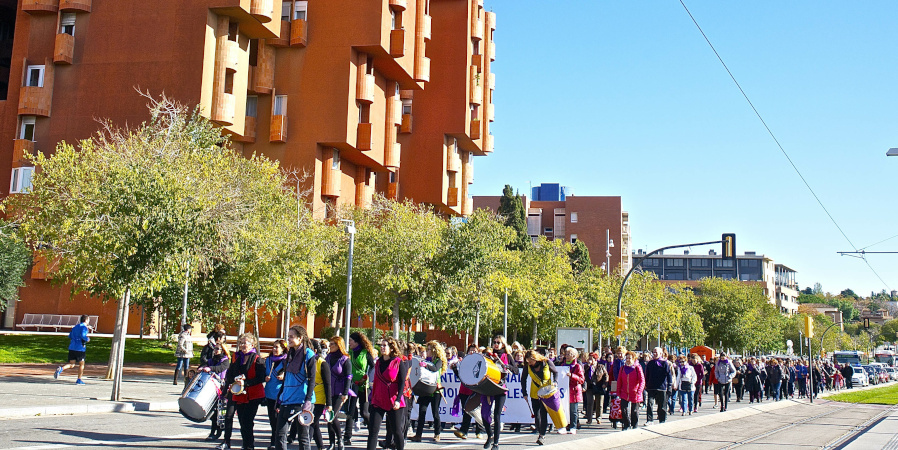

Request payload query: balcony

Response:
[232,116,256,143]
[414,56,430,82]
[400,113,412,133]
[12,140,35,168]
[386,142,400,168]
[390,29,405,57]
[269,20,291,47]
[471,18,483,40]
[59,0,90,12]
[54,33,74,65]
[211,92,236,125]
[19,86,53,117]
[447,152,460,172]
[31,252,58,280]
[489,72,495,90]
[464,162,474,185]
[470,118,481,140]
[386,181,398,200]
[487,102,494,122]
[423,14,432,41]
[322,163,340,197]
[389,0,406,10]
[357,122,372,151]
[447,187,459,207]
[22,0,58,14]
[356,73,375,104]
[270,114,287,142]
[471,54,482,72]
[483,134,493,153]
[470,69,482,105]
[489,41,495,61]
[463,197,473,216]
[223,40,241,72]
[290,19,307,47]
[252,43,275,93]
[249,0,274,22]
[391,98,402,125]
[487,11,496,30]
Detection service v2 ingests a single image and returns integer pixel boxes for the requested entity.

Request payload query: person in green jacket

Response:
[344,331,374,446]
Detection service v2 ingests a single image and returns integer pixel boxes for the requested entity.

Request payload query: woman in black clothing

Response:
[480,335,518,450]
[451,344,484,440]
[520,349,557,445]
[326,336,353,450]
[219,333,266,450]
[202,342,230,442]
[344,332,375,446]
[366,337,410,450]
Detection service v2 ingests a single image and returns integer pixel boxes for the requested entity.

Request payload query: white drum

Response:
[179,371,222,423]
[458,353,506,396]
[410,357,440,396]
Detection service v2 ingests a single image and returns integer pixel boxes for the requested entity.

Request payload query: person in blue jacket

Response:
[54,315,90,385]
[276,325,317,450]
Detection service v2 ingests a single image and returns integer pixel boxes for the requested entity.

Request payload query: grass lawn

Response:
[828,383,898,405]
[0,334,198,364]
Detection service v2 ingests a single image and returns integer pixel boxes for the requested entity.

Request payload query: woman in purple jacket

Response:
[327,336,354,450]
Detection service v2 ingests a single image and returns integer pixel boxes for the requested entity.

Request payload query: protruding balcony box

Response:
[223,40,241,72]
[414,56,430,82]
[386,181,398,200]
[252,42,275,94]
[386,142,400,168]
[471,54,482,72]
[59,0,90,12]
[321,153,340,198]
[232,116,256,143]
[471,17,483,40]
[483,134,493,153]
[446,152,460,172]
[22,0,58,14]
[470,119,481,140]
[269,20,290,47]
[464,162,474,184]
[356,74,374,104]
[489,41,496,61]
[389,29,405,57]
[488,72,495,90]
[249,0,274,22]
[389,0,407,11]
[270,114,287,142]
[12,140,35,168]
[463,197,473,216]
[487,11,496,30]
[392,98,402,125]
[290,19,308,47]
[400,114,412,133]
[211,92,236,125]
[470,69,482,105]
[423,14,431,41]
[31,252,58,280]
[447,187,459,207]
[54,33,74,65]
[356,122,372,151]
[487,102,494,122]
[19,77,54,117]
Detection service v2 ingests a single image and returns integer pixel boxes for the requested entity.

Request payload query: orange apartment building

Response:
[0,0,496,338]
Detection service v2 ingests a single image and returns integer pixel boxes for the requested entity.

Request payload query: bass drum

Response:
[179,371,222,423]
[409,357,440,396]
[457,353,506,396]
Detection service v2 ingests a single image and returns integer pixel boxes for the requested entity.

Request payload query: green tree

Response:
[497,185,529,251]
[569,240,591,274]
[813,282,823,295]
[696,278,784,352]
[840,288,858,299]
[0,220,30,310]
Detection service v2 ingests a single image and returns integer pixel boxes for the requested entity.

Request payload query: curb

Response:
[0,401,179,419]
[540,399,800,449]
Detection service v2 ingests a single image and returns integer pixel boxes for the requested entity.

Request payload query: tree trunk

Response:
[110,288,131,401]
[532,318,538,348]
[254,300,260,335]
[392,292,401,340]
[473,306,481,349]
[105,290,128,379]
[512,329,518,345]
[238,298,246,335]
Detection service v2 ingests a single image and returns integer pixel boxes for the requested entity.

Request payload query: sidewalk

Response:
[841,407,898,449]
[0,363,184,419]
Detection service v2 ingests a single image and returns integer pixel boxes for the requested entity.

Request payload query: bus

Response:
[833,350,863,366]
[875,349,896,366]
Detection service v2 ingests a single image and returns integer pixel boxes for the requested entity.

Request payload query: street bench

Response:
[16,314,98,332]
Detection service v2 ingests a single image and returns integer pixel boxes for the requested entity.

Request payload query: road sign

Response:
[556,327,592,352]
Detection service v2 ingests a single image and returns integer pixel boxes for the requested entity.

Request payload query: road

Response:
[0,397,890,449]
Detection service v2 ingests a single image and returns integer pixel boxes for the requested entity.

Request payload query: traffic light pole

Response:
[615,238,727,345]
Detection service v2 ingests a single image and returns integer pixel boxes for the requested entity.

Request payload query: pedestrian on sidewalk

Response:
[202,342,230,442]
[220,333,266,450]
[732,359,745,402]
[174,324,194,386]
[714,353,736,412]
[54,314,90,385]
[689,354,704,412]
[644,347,673,424]
[264,339,288,450]
[586,352,608,425]
[675,355,696,415]
[560,346,585,434]
[616,351,644,431]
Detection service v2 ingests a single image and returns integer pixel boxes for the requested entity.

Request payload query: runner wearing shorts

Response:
[54,315,90,385]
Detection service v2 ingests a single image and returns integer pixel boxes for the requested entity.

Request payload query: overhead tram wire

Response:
[677,0,890,291]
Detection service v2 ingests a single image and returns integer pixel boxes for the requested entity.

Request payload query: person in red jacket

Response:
[615,351,645,431]
[560,347,585,434]
[220,333,266,450]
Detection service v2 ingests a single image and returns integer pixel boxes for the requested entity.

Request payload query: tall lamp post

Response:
[606,229,614,275]
[341,220,356,346]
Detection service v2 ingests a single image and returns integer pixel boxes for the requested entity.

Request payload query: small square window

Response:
[245,96,258,117]
[60,13,76,36]
[570,212,578,223]
[10,167,34,194]
[570,234,578,244]
[273,95,287,115]
[332,148,340,169]
[20,116,35,141]
[26,65,44,87]
[293,1,307,20]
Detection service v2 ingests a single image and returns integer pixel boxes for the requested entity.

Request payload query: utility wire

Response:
[859,233,898,251]
[678,0,890,291]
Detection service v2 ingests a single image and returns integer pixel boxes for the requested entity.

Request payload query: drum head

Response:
[299,410,314,426]
[537,385,557,398]
[458,354,487,386]
[325,410,336,423]
[410,357,423,386]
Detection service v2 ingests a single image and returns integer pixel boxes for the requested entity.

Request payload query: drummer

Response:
[410,341,448,443]
[481,334,518,450]
[220,333,266,450]
[201,341,230,442]
[452,344,483,440]
[520,349,558,445]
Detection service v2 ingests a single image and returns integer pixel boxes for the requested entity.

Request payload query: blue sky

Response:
[472,1,898,296]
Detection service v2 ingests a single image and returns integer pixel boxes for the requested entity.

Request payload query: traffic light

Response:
[803,315,814,338]
[722,233,736,260]
[614,312,629,337]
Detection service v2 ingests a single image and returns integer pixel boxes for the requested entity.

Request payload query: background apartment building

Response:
[0,0,495,335]
[473,182,632,275]
[634,249,800,315]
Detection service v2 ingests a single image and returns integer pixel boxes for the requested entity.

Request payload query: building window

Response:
[246,96,258,117]
[544,227,553,233]
[470,104,479,119]
[25,65,44,87]
[570,234,578,244]
[473,40,480,55]
[365,168,373,186]
[60,13,76,36]
[691,259,709,267]
[715,259,734,268]
[281,0,291,21]
[10,167,34,194]
[273,95,287,115]
[359,103,370,123]
[391,9,402,29]
[666,272,685,281]
[402,100,412,115]
[223,72,234,94]
[293,1,307,20]
[389,171,397,183]
[19,116,35,141]
[227,22,239,41]
[666,259,683,267]
[332,148,340,169]
[570,212,578,223]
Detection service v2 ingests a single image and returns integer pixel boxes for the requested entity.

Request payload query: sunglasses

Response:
[493,341,502,345]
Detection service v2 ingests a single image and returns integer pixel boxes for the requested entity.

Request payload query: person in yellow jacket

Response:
[520,350,558,446]
[310,339,333,450]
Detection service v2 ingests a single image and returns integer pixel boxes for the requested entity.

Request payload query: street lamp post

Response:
[606,229,614,276]
[341,220,356,346]
[181,261,190,328]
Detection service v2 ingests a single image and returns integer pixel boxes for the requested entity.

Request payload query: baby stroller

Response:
[609,394,622,429]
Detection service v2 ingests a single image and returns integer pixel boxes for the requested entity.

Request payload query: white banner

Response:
[410,367,571,424]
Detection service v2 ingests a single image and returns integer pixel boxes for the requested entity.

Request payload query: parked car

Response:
[885,367,898,381]
[862,365,879,385]
[853,366,869,387]
[876,366,890,383]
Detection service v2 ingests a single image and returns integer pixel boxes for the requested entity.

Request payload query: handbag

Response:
[680,380,693,391]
